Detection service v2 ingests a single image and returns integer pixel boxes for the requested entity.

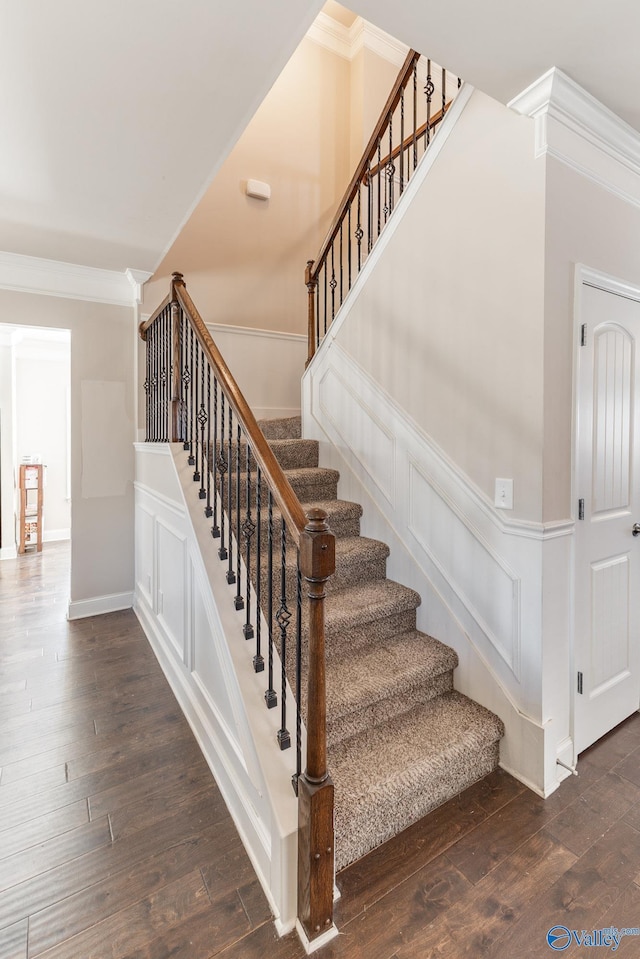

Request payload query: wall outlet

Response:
[495,478,514,510]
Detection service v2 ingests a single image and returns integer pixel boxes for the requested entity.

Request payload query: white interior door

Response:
[575,280,640,755]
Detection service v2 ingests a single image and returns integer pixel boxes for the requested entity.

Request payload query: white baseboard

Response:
[67,591,134,619]
[0,545,17,561]
[43,527,70,542]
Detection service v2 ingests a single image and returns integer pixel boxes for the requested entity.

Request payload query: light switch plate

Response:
[495,478,513,510]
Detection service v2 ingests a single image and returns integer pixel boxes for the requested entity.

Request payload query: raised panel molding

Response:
[318,365,396,506]
[408,459,521,678]
[155,516,187,661]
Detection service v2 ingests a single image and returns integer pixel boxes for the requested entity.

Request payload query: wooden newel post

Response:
[170,272,184,443]
[297,508,335,943]
[305,260,317,369]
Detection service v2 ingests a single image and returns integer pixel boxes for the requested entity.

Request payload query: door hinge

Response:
[577,671,583,695]
[578,498,585,520]
[581,324,587,346]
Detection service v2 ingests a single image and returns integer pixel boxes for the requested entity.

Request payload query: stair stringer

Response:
[133,442,302,935]
[303,342,573,798]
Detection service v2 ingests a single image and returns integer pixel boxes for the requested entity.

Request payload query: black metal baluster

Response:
[234,423,243,609]
[388,112,394,215]
[442,66,446,122]
[400,89,405,195]
[242,439,254,637]
[226,405,235,584]
[182,313,191,452]
[254,467,264,672]
[339,223,343,305]
[152,323,158,440]
[197,349,206,497]
[143,324,150,440]
[347,205,352,290]
[265,491,276,707]
[217,391,228,560]
[159,311,165,439]
[323,262,327,337]
[356,186,363,272]
[205,366,212,517]
[293,555,302,794]
[193,342,201,483]
[315,281,320,348]
[377,139,382,235]
[188,325,195,465]
[276,518,290,750]
[212,376,220,537]
[367,159,372,253]
[425,59,433,147]
[330,244,336,321]
[458,75,462,90]
[413,64,418,171]
[165,307,170,440]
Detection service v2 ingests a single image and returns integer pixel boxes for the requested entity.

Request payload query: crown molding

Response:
[305,11,353,60]
[508,67,640,208]
[306,13,408,67]
[349,18,409,68]
[0,252,152,306]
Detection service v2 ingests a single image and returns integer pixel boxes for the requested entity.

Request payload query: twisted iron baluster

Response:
[226,404,235,584]
[276,518,291,750]
[330,244,336,321]
[356,186,363,272]
[217,391,228,561]
[182,314,191,452]
[425,59,433,148]
[265,491,276,708]
[188,325,195,465]
[377,139,382,235]
[205,365,212,517]
[387,112,394,215]
[293,556,302,794]
[242,438,254,636]
[212,376,220,537]
[193,341,201,483]
[254,467,264,672]
[234,423,244,609]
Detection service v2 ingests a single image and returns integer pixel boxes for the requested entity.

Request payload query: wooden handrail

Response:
[171,274,307,544]
[365,101,451,181]
[308,49,420,285]
[139,292,171,339]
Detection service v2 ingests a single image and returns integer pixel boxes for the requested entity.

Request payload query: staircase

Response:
[259,415,504,871]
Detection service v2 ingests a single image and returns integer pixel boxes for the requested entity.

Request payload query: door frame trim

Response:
[571,264,640,760]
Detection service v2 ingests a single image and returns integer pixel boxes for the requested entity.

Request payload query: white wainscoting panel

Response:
[304,341,574,796]
[134,443,299,933]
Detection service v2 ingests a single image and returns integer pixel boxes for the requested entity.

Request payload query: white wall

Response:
[0,289,136,614]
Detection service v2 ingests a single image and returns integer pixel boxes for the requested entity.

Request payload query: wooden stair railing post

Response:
[170,271,184,443]
[297,508,335,942]
[305,260,317,368]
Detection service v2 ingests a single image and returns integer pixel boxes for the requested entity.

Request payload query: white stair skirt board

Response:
[67,591,134,619]
[304,340,574,798]
[133,442,301,935]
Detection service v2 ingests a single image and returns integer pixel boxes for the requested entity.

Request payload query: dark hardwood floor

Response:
[2,543,640,958]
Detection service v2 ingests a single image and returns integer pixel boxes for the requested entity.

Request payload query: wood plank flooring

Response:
[2,543,640,958]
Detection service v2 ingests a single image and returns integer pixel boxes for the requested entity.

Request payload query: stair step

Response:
[323,579,421,651]
[258,416,301,440]
[330,691,505,870]
[218,466,339,507]
[210,437,319,472]
[326,631,458,747]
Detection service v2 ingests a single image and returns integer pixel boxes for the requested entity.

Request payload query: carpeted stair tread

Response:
[331,691,504,868]
[258,416,301,440]
[323,579,421,637]
[244,497,363,541]
[326,631,458,721]
[269,536,389,598]
[268,438,318,470]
